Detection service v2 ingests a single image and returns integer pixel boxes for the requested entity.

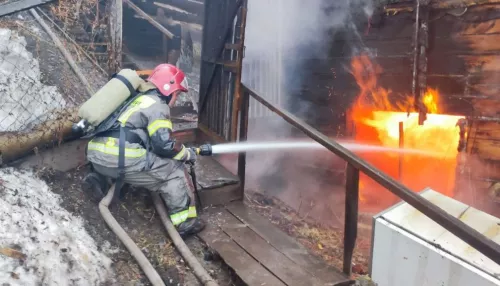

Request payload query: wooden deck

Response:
[198,201,352,286]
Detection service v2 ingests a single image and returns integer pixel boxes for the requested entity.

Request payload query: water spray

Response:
[192,141,440,157]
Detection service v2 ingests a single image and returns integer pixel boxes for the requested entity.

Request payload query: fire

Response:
[349,54,464,210]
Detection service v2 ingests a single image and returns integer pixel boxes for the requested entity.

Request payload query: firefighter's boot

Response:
[177,217,206,238]
[82,172,108,202]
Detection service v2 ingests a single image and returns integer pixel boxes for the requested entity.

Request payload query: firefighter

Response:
[82,64,205,237]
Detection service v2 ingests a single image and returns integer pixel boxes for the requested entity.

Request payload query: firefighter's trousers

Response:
[90,154,196,226]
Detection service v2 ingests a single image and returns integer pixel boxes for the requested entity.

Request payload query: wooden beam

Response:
[385,0,500,13]
[0,0,55,17]
[108,0,123,75]
[154,2,203,25]
[231,3,247,141]
[123,0,174,39]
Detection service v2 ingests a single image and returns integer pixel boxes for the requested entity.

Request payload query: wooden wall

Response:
[294,2,500,126]
[284,1,500,195]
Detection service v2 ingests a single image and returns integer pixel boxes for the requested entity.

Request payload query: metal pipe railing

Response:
[239,83,500,274]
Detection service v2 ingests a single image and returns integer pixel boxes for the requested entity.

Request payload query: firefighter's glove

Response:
[185,147,197,164]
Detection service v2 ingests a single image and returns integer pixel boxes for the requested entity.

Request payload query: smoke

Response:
[240,0,374,226]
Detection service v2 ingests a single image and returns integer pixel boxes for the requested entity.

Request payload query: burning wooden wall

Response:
[267,0,500,212]
[320,0,500,212]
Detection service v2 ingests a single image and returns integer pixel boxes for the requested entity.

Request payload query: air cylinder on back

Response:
[78,69,145,127]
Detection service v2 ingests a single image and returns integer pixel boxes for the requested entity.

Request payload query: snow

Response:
[0,168,114,285]
[0,28,67,131]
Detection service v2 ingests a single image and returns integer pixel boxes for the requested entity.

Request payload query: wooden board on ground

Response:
[198,202,352,286]
[193,155,241,207]
[194,156,239,190]
[199,208,286,286]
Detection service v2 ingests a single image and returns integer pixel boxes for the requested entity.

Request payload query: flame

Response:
[349,54,464,210]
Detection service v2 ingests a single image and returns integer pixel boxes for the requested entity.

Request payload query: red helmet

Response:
[147,64,188,96]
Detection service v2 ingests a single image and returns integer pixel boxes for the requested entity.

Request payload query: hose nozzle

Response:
[194,144,212,156]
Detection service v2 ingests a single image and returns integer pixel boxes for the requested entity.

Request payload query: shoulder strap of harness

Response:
[112,125,127,204]
[108,72,139,203]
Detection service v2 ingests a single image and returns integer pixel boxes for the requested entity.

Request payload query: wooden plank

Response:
[216,210,328,286]
[472,98,500,116]
[434,34,500,54]
[198,210,286,286]
[469,138,500,160]
[470,83,500,97]
[461,55,500,72]
[0,0,55,17]
[226,201,351,285]
[470,121,500,140]
[433,14,500,37]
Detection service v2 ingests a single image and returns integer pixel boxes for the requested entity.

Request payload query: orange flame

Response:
[349,54,464,210]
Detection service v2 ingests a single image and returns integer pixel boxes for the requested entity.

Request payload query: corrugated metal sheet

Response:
[242,0,285,119]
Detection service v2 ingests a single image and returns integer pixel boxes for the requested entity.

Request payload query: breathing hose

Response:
[99,184,165,286]
[151,192,218,286]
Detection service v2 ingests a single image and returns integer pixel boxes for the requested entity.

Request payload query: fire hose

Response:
[153,144,218,286]
[99,184,165,286]
[98,144,215,286]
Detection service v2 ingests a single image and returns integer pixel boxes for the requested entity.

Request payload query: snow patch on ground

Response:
[0,168,114,285]
[0,28,66,131]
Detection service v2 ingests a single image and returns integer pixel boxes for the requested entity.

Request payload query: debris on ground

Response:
[0,167,114,285]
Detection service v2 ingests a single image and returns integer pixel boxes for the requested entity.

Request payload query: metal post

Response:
[343,164,359,276]
[412,0,430,125]
[399,121,404,181]
[237,90,250,197]
[231,0,248,141]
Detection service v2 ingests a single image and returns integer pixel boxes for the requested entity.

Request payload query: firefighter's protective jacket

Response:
[86,89,195,173]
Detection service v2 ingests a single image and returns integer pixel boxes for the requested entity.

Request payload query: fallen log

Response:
[0,108,79,165]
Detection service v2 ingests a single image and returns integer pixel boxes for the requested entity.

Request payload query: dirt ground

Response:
[30,162,374,285]
[36,165,240,286]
